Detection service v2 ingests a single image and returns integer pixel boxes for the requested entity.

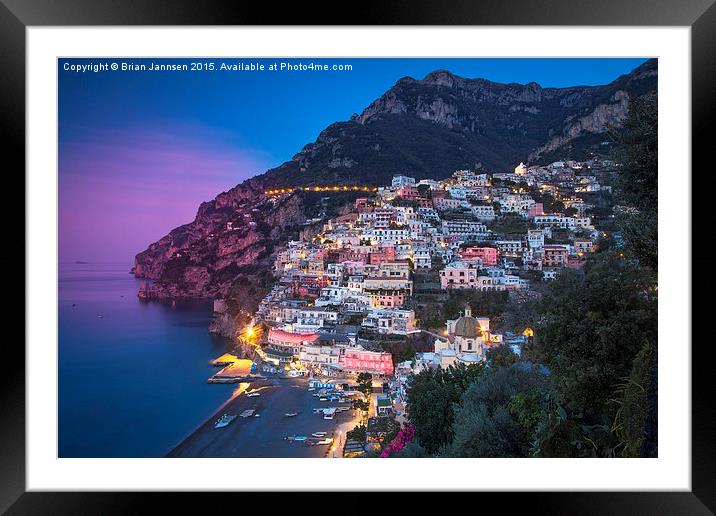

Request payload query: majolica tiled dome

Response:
[454,315,480,338]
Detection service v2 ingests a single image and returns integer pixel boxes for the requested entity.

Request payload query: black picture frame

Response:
[3,0,711,513]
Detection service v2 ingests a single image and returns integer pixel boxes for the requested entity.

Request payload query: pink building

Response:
[397,186,419,200]
[528,203,545,218]
[460,246,499,266]
[340,349,394,376]
[369,246,396,265]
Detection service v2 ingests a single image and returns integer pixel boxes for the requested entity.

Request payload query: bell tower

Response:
[464,304,472,318]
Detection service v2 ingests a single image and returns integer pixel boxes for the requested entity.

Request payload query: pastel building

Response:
[392,175,416,187]
[460,246,499,266]
[543,245,569,267]
[440,261,478,289]
[265,328,319,365]
[340,349,394,376]
[397,186,420,200]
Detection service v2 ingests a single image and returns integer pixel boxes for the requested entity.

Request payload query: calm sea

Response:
[58,262,235,457]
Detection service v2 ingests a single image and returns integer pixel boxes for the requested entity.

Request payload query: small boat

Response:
[214,414,237,429]
[312,432,327,438]
[316,438,333,445]
[254,414,260,417]
[319,397,328,402]
[239,409,255,418]
[285,412,299,417]
[247,392,261,397]
[294,436,308,442]
[307,388,316,392]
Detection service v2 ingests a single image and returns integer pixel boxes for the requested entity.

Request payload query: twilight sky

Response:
[58,57,647,263]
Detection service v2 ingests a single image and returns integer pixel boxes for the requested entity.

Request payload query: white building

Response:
[470,204,497,221]
[495,240,524,257]
[392,175,416,187]
[362,308,419,335]
[441,220,490,239]
[412,248,432,269]
[527,229,545,250]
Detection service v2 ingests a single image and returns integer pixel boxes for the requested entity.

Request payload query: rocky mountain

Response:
[133,59,657,335]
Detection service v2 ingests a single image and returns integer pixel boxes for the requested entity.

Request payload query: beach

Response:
[167,377,360,458]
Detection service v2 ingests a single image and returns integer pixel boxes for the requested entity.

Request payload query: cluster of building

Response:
[432,162,607,286]
[244,158,610,382]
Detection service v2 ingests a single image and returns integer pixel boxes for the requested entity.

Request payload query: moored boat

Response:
[214,414,237,429]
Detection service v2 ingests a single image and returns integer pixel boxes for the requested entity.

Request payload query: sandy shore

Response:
[167,376,360,458]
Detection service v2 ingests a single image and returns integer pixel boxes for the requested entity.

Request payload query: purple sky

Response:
[58,124,272,263]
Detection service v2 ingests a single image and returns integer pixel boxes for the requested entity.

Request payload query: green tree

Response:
[346,423,367,442]
[356,372,373,397]
[446,365,550,457]
[406,363,484,454]
[485,344,518,368]
[615,94,658,211]
[614,94,658,270]
[393,440,429,457]
[352,399,370,412]
[534,252,657,420]
[612,342,655,457]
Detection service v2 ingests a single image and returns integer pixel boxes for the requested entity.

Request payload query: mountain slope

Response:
[255,58,656,188]
[133,59,657,333]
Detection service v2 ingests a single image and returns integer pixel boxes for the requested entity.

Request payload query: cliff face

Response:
[135,185,309,300]
[133,59,657,334]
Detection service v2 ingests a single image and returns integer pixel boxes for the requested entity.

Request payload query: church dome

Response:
[454,315,480,338]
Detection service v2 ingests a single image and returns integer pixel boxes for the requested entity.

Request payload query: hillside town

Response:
[209,157,622,457]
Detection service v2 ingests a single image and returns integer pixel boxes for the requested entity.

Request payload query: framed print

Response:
[4,0,712,513]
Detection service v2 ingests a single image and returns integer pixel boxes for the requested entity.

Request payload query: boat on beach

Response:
[214,414,237,429]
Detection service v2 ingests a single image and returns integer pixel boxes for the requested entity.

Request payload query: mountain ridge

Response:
[132,59,657,333]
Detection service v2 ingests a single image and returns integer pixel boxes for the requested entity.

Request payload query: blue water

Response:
[58,263,235,457]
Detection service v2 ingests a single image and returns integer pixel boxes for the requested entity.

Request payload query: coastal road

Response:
[167,377,359,458]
